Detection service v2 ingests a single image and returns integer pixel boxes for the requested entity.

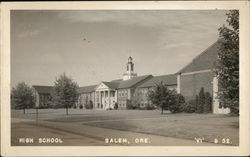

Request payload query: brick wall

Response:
[180,71,214,101]
[78,92,94,108]
[117,89,129,109]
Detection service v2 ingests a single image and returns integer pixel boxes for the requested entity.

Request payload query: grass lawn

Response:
[82,113,239,145]
[12,109,239,145]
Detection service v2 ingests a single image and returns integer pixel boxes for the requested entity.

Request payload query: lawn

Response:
[12,109,239,145]
[87,113,238,145]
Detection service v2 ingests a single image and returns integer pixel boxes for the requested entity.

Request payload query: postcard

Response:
[1,1,249,156]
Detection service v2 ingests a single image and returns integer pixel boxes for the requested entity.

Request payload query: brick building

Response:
[33,85,53,108]
[134,74,177,108]
[32,41,231,113]
[77,85,96,108]
[176,41,230,114]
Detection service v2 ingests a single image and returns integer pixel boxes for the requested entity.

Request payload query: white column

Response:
[108,90,110,108]
[115,90,118,102]
[104,90,106,109]
[94,91,96,109]
[127,89,131,99]
[213,76,219,113]
[35,92,39,108]
[177,74,181,94]
[99,91,101,108]
[100,91,102,107]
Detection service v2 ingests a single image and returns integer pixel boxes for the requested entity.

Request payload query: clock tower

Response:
[123,56,137,80]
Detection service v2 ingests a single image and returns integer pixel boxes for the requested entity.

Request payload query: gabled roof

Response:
[102,81,120,89]
[33,85,54,94]
[178,41,220,74]
[118,75,153,89]
[111,79,122,82]
[78,85,96,93]
[138,74,177,88]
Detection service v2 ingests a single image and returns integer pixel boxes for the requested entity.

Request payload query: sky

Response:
[11,10,228,87]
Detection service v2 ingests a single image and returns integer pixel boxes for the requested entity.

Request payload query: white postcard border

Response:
[1,1,249,156]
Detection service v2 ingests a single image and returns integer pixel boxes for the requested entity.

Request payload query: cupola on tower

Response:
[123,56,137,80]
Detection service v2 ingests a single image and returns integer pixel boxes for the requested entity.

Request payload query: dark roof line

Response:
[118,75,152,89]
[33,85,54,94]
[78,84,97,93]
[177,40,219,74]
[137,74,177,88]
[101,81,120,89]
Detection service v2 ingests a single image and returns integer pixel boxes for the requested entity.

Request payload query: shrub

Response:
[79,104,83,109]
[114,103,118,110]
[85,100,94,109]
[145,104,156,110]
[169,93,185,113]
[148,82,177,114]
[126,99,137,109]
[53,103,64,109]
[197,88,205,113]
[204,92,212,113]
[195,95,199,111]
[181,99,196,113]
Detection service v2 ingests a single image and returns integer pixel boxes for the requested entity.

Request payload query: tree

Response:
[169,93,185,113]
[216,10,239,114]
[195,95,199,112]
[85,100,94,109]
[53,73,79,115]
[148,82,176,114]
[11,82,35,114]
[114,102,118,110]
[130,90,141,109]
[204,92,212,113]
[197,88,205,113]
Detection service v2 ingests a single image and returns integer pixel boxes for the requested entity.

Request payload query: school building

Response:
[32,41,230,114]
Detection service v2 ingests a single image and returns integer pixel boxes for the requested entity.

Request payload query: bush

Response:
[181,99,196,113]
[197,88,205,113]
[204,92,212,113]
[114,103,118,110]
[79,104,83,109]
[53,103,64,109]
[169,104,180,113]
[195,95,199,111]
[145,104,156,110]
[195,88,213,113]
[169,93,185,113]
[127,104,137,109]
[38,105,51,109]
[126,99,137,109]
[85,100,93,109]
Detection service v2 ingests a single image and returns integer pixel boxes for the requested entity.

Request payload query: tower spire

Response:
[123,56,137,80]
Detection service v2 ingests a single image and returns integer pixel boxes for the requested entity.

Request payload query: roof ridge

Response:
[154,73,176,77]
[177,40,219,74]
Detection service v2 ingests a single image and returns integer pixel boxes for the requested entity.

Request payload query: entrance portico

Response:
[95,82,117,110]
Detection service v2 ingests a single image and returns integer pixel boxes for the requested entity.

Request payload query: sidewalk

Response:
[13,118,223,146]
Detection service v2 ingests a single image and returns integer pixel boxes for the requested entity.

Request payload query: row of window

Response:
[39,94,51,106]
[118,100,127,107]
[118,92,127,97]
[118,90,128,97]
[94,91,116,98]
[119,104,126,107]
